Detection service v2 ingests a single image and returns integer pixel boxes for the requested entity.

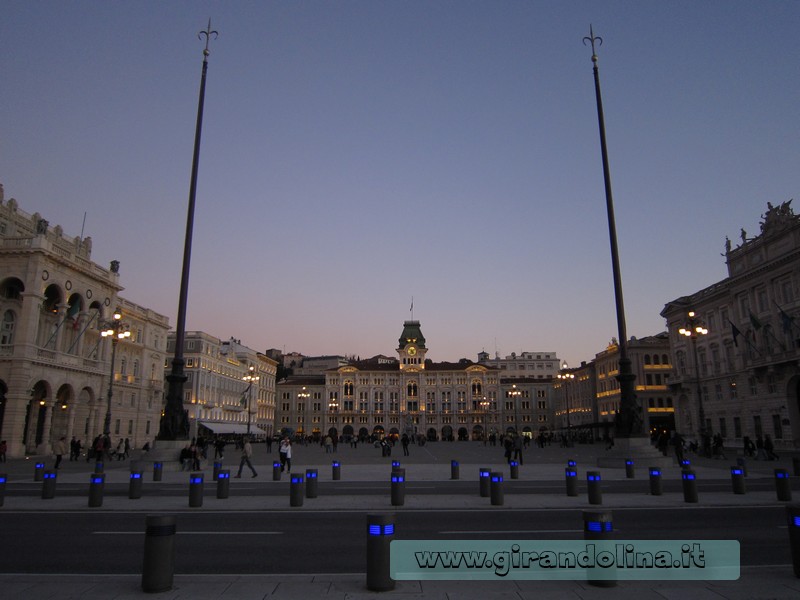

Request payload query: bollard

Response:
[682,470,699,503]
[490,472,504,506]
[142,515,177,593]
[509,461,519,480]
[625,459,635,479]
[565,467,578,497]
[787,504,800,577]
[217,470,230,499]
[94,461,104,474]
[649,467,663,496]
[391,468,406,506]
[680,459,691,471]
[34,462,45,482]
[736,457,748,477]
[775,469,792,502]
[0,473,5,507]
[391,460,401,469]
[153,461,163,482]
[366,513,396,591]
[213,461,222,481]
[583,510,617,587]
[731,467,746,495]
[567,459,577,468]
[587,471,602,505]
[129,470,143,500]
[306,469,318,499]
[290,474,305,507]
[479,467,491,497]
[41,470,57,499]
[88,473,105,507]
[188,472,204,508]
[450,460,459,480]
[273,461,282,481]
[332,461,341,481]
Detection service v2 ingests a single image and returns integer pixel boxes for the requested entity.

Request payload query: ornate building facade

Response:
[0,188,169,457]
[166,333,277,439]
[662,201,800,448]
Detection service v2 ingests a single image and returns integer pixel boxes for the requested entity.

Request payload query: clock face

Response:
[407,346,417,356]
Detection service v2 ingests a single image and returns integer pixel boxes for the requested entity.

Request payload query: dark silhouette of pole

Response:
[159,20,218,441]
[583,26,639,438]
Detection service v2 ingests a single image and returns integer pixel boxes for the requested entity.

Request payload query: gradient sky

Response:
[2,1,798,367]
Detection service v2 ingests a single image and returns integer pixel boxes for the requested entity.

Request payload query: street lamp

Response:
[327,395,339,440]
[679,311,709,453]
[479,396,490,442]
[557,362,575,447]
[508,384,521,435]
[242,365,259,437]
[101,308,130,437]
[297,387,310,441]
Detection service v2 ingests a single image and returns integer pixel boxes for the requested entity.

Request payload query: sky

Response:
[1,1,798,368]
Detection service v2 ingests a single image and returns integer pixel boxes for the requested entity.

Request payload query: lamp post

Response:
[557,363,575,447]
[242,366,259,437]
[297,387,310,442]
[101,308,130,437]
[583,27,639,439]
[159,21,218,441]
[327,396,339,440]
[508,384,521,435]
[480,397,490,443]
[679,311,709,453]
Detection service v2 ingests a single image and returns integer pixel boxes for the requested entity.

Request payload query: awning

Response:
[198,421,266,435]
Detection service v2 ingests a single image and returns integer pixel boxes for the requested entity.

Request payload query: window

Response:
[718,418,727,438]
[0,310,15,345]
[773,414,783,439]
[753,415,762,437]
[733,417,741,438]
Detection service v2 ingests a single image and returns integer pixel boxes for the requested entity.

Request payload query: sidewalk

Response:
[2,442,799,598]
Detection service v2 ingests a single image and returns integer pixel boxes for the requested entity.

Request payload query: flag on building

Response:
[749,311,762,331]
[729,320,741,346]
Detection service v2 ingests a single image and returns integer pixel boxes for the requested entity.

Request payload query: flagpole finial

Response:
[199,18,218,59]
[583,25,603,63]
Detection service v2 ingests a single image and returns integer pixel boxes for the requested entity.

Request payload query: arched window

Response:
[343,381,354,397]
[643,354,651,365]
[652,354,660,365]
[662,354,669,365]
[1,310,15,345]
[407,382,418,397]
[471,380,482,396]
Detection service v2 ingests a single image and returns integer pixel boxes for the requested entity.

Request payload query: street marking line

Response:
[440,529,582,534]
[93,531,284,535]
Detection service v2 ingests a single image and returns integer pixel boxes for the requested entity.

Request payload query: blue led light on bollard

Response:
[391,468,406,506]
[568,459,577,467]
[34,462,45,482]
[587,471,602,505]
[731,467,746,495]
[490,472,504,505]
[213,462,222,481]
[367,513,396,592]
[89,473,105,507]
[290,474,305,507]
[583,510,616,587]
[649,467,663,496]
[273,461,282,481]
[775,469,792,502]
[786,505,800,577]
[153,462,163,482]
[451,460,459,480]
[509,461,519,480]
[188,473,204,508]
[565,467,578,497]
[306,469,319,499]
[624,459,635,479]
[129,471,143,500]
[479,467,491,497]
[0,474,6,508]
[392,460,401,469]
[216,470,230,499]
[680,459,691,470]
[332,461,341,481]
[682,469,699,503]
[41,470,57,500]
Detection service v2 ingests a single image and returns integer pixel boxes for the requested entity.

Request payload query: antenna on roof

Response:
[80,211,87,240]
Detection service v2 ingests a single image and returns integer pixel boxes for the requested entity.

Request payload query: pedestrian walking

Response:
[764,434,778,460]
[401,433,410,457]
[235,437,258,478]
[279,437,292,473]
[513,434,524,465]
[53,436,67,469]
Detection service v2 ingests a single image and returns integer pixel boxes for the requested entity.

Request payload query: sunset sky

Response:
[2,1,798,367]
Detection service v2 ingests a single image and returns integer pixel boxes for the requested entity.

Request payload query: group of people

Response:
[743,434,780,461]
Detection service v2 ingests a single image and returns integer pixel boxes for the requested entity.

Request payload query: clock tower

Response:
[398,320,427,370]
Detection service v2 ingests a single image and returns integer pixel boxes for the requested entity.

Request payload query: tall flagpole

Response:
[583,26,640,438]
[159,20,218,441]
